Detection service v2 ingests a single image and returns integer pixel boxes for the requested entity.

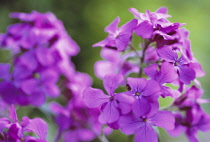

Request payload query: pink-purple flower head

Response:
[83,73,134,127]
[0,104,48,142]
[93,17,137,51]
[119,102,175,142]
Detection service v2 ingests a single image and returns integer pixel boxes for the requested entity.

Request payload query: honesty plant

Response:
[0,6,209,142]
[83,7,210,142]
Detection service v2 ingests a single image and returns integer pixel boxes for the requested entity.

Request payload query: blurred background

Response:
[0,0,210,141]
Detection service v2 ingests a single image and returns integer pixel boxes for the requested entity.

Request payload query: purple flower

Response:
[94,48,139,79]
[93,17,137,51]
[119,103,175,142]
[126,77,161,116]
[50,102,104,142]
[168,107,210,142]
[0,11,81,106]
[144,62,181,98]
[0,105,48,142]
[83,74,134,125]
[129,7,171,39]
[157,46,196,84]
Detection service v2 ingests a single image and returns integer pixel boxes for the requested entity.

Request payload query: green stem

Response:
[138,39,150,77]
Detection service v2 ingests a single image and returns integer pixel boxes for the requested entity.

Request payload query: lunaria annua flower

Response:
[0,11,79,106]
[0,104,48,142]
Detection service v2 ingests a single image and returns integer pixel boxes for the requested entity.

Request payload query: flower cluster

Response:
[0,105,48,142]
[0,6,209,142]
[83,7,210,142]
[0,11,79,106]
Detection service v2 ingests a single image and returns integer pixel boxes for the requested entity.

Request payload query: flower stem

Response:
[138,39,150,77]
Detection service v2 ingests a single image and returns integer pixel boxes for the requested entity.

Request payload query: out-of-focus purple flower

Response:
[50,101,105,142]
[119,102,175,142]
[83,74,134,126]
[0,11,80,106]
[0,104,48,142]
[94,48,139,79]
[144,62,181,98]
[173,86,210,110]
[93,17,137,51]
[168,107,210,142]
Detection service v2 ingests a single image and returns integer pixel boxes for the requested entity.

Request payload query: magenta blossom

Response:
[83,74,134,126]
[93,17,137,51]
[0,105,48,142]
[119,103,175,142]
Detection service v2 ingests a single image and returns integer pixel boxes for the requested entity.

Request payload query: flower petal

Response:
[134,123,158,142]
[83,87,109,108]
[119,114,143,135]
[105,17,120,34]
[99,101,119,124]
[103,73,124,95]
[149,111,175,130]
[27,118,48,140]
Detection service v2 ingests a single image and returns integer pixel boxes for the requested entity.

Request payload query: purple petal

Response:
[77,129,96,141]
[21,79,39,94]
[21,116,30,129]
[35,47,55,66]
[44,83,60,97]
[189,62,205,77]
[135,20,153,38]
[119,114,143,135]
[29,91,46,106]
[161,86,181,98]
[94,60,114,79]
[119,19,137,34]
[0,117,11,131]
[0,63,11,80]
[156,7,168,14]
[103,73,124,96]
[116,34,131,51]
[142,79,160,97]
[9,104,18,123]
[18,50,38,71]
[158,62,178,84]
[157,46,178,62]
[127,77,147,93]
[132,98,151,117]
[179,65,196,85]
[98,101,119,123]
[149,111,175,130]
[144,64,158,80]
[128,8,141,18]
[115,93,135,114]
[83,87,110,108]
[134,123,158,142]
[104,17,120,34]
[40,69,58,84]
[92,38,109,47]
[27,118,48,140]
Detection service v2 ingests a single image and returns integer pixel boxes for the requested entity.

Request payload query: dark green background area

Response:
[0,0,210,141]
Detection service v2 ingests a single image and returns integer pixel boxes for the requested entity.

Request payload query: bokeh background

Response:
[0,0,210,141]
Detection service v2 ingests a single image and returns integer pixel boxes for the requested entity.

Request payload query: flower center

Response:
[174,61,179,66]
[135,92,140,96]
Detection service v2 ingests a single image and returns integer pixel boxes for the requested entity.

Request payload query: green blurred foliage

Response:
[1,0,210,141]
